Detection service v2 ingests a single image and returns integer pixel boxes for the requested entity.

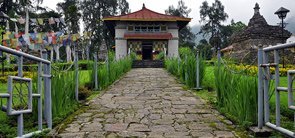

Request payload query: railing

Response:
[0,45,52,137]
[257,42,295,137]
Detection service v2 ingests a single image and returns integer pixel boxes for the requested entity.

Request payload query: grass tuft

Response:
[214,66,257,127]
[165,47,206,88]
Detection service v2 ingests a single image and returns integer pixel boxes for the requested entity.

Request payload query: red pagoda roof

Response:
[124,33,172,40]
[103,4,191,22]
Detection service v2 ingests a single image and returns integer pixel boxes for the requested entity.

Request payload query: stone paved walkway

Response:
[56,68,237,138]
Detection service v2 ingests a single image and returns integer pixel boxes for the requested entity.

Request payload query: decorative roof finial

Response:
[142,3,146,9]
[254,3,260,15]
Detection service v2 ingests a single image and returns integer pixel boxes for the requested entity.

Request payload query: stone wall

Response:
[224,39,295,64]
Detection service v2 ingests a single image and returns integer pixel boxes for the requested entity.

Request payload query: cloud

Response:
[286,16,295,33]
[191,24,210,43]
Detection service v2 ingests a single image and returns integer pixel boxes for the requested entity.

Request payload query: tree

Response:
[117,0,130,15]
[229,20,246,33]
[81,0,129,53]
[165,0,195,48]
[219,20,246,48]
[31,10,62,32]
[0,0,44,31]
[57,0,81,34]
[197,39,212,59]
[199,0,228,47]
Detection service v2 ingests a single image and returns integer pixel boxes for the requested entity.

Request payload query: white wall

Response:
[115,39,127,60]
[168,40,178,57]
[115,23,127,60]
[168,29,179,38]
[114,22,181,59]
[167,22,179,58]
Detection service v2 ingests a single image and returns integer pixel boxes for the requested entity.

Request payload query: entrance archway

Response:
[142,45,153,60]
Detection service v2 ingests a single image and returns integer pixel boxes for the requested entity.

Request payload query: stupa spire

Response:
[254,3,260,15]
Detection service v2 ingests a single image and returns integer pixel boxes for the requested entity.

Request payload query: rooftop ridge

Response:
[103,5,191,21]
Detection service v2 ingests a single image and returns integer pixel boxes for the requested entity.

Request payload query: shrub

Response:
[130,52,137,60]
[155,52,165,60]
[165,58,179,76]
[108,51,115,62]
[78,86,91,100]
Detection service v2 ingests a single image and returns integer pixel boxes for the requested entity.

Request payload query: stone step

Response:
[132,60,164,68]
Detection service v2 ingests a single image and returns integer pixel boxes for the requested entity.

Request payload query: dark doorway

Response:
[142,45,153,60]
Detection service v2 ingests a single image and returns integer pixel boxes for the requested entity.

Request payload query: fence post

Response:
[41,50,52,129]
[106,52,110,83]
[37,62,43,130]
[164,47,167,59]
[0,52,3,76]
[47,58,52,129]
[274,50,280,127]
[263,51,270,123]
[128,48,131,55]
[257,45,264,129]
[195,50,202,90]
[185,55,188,84]
[107,55,110,82]
[86,46,89,60]
[17,54,24,137]
[93,52,98,90]
[75,50,79,101]
[17,114,23,137]
[177,56,180,73]
[217,47,221,66]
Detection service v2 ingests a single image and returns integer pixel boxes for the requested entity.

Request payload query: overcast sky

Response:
[41,0,295,33]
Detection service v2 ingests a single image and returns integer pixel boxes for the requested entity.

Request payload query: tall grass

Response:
[165,58,179,76]
[97,55,132,90]
[214,66,257,126]
[51,71,77,122]
[165,47,206,88]
[155,52,165,60]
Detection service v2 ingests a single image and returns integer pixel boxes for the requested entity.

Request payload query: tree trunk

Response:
[25,5,29,35]
[54,44,60,61]
[66,45,72,62]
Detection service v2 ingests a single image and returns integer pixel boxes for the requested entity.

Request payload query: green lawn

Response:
[202,66,215,90]
[79,70,92,86]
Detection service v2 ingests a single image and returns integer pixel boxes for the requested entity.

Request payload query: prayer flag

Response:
[55,18,60,27]
[30,18,37,25]
[37,18,44,25]
[11,38,18,48]
[48,17,55,25]
[3,33,9,40]
[29,43,34,50]
[22,34,31,45]
[30,33,37,41]
[59,18,66,26]
[30,18,37,23]
[37,33,43,44]
[72,34,77,42]
[18,17,25,24]
[48,36,52,44]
